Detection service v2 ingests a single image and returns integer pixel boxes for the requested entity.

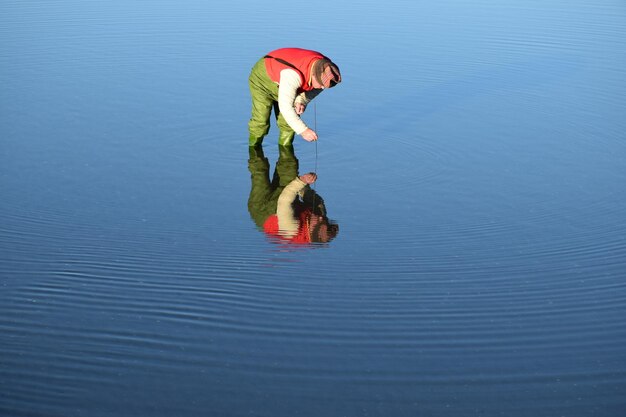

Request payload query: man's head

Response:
[309,215,339,243]
[312,59,341,89]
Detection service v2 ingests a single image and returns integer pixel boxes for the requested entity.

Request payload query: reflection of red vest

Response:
[263,208,312,244]
[264,48,325,93]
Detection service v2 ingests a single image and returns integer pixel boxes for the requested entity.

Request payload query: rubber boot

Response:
[277,143,295,161]
[248,144,266,161]
[278,130,295,146]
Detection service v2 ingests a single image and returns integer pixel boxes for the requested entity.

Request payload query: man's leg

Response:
[276,111,296,146]
[248,60,277,146]
[247,145,273,228]
[274,144,299,189]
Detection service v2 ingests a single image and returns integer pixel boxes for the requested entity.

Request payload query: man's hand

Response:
[299,172,317,184]
[301,128,318,142]
[294,102,306,115]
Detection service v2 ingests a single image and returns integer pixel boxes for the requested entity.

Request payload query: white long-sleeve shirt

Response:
[276,177,308,238]
[277,69,322,134]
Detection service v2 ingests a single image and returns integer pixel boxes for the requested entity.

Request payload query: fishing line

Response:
[314,101,318,174]
[311,101,318,212]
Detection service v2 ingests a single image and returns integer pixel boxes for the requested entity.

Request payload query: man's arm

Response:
[276,176,308,237]
[294,89,323,107]
[277,69,309,134]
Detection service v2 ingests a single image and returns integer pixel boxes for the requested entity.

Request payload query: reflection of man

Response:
[248,145,338,245]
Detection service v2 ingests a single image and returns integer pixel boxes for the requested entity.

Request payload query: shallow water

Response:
[1,1,625,416]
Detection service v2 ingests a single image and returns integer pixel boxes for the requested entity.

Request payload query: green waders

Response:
[248,58,296,147]
[247,145,299,228]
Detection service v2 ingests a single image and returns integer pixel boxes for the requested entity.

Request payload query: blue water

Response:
[1,1,625,416]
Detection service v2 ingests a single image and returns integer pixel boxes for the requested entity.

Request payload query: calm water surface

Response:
[1,1,625,416]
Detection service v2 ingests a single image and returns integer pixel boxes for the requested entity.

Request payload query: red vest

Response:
[264,48,326,92]
[263,209,313,245]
